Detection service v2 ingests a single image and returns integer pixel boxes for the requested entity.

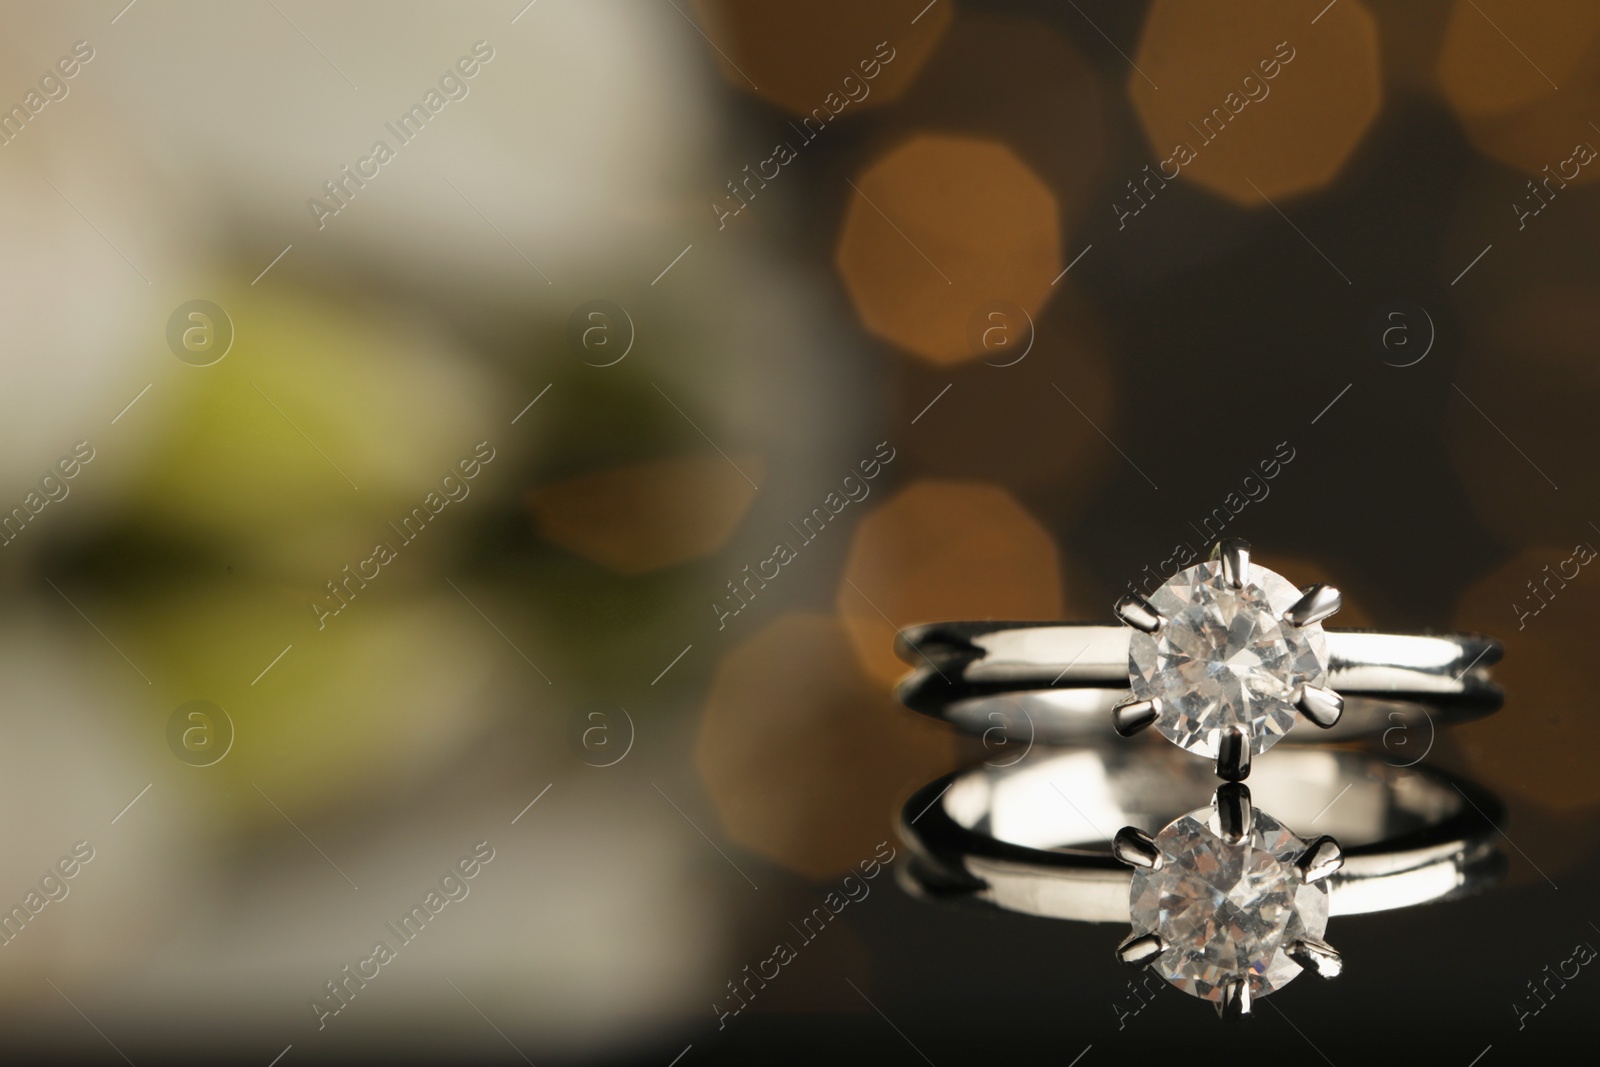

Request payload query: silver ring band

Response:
[895,622,1502,745]
[898,746,1504,924]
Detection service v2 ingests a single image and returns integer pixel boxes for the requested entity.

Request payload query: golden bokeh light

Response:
[837,479,1064,686]
[1130,0,1381,204]
[694,614,956,879]
[836,134,1061,364]
[883,9,1106,233]
[1438,0,1600,184]
[1454,545,1600,810]
[1441,0,1599,115]
[526,453,763,574]
[690,0,951,118]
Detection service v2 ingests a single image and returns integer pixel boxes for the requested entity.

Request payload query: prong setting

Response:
[1287,938,1343,979]
[1296,684,1344,729]
[1295,835,1344,884]
[1215,783,1253,844]
[1215,725,1251,782]
[1217,978,1253,1018]
[1211,538,1252,589]
[1114,593,1164,634]
[1112,697,1159,737]
[1285,583,1342,627]
[1112,826,1162,870]
[1116,932,1165,966]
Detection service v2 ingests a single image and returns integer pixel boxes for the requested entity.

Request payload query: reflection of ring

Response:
[896,539,1501,780]
[899,747,1503,1014]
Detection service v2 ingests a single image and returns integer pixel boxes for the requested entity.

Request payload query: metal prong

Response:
[1211,538,1252,589]
[1114,593,1163,634]
[1116,932,1164,966]
[1216,978,1253,1018]
[1287,938,1343,979]
[1285,584,1342,627]
[1297,685,1344,729]
[1215,783,1253,844]
[1112,827,1162,870]
[1295,835,1344,884]
[1215,725,1251,782]
[1112,698,1159,737]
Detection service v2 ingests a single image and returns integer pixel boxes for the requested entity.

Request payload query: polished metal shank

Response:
[894,622,1501,745]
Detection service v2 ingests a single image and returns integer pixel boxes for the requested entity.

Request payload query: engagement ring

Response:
[895,539,1501,780]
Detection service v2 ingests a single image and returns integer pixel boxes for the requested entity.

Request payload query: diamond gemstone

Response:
[1129,803,1329,1001]
[1128,559,1329,758]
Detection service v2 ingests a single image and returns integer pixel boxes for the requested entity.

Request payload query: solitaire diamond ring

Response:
[894,539,1502,780]
[898,747,1503,1015]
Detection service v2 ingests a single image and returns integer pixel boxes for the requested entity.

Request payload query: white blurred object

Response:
[122,751,730,1056]
[0,0,720,497]
[0,617,198,981]
[10,0,720,293]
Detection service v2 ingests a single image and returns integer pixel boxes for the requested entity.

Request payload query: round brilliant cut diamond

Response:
[1128,560,1329,758]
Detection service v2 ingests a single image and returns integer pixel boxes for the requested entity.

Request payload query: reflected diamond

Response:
[1129,801,1330,1002]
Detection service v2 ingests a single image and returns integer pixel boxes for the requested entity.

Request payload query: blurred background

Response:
[0,0,1596,1062]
